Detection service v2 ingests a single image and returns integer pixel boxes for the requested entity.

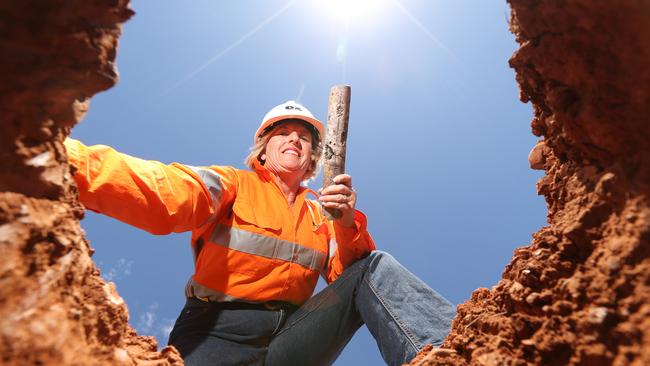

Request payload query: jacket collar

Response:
[252,159,272,181]
[252,159,312,200]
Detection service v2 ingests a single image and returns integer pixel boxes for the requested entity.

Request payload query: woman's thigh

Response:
[265,261,368,366]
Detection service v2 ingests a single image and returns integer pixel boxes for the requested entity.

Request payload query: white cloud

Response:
[102,258,134,281]
[137,302,159,334]
[157,317,177,345]
[134,302,177,348]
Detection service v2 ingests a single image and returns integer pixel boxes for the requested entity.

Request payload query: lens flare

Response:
[313,0,388,25]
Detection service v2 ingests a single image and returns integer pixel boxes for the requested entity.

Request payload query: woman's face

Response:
[262,121,313,179]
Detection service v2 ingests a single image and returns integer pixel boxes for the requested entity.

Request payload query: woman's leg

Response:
[265,251,455,366]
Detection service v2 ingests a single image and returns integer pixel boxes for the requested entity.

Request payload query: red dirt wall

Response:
[410,0,650,365]
[0,1,181,365]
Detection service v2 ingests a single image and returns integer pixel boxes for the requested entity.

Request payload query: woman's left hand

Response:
[318,174,356,227]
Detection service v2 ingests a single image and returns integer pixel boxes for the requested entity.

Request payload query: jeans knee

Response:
[365,250,400,273]
[368,250,395,262]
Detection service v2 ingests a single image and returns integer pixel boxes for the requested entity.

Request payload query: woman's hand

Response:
[318,174,356,227]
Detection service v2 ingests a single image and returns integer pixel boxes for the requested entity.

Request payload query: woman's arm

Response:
[65,138,238,235]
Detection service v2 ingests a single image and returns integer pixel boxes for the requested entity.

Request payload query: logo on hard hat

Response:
[254,100,324,143]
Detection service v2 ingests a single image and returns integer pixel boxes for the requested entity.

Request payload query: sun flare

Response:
[312,0,389,25]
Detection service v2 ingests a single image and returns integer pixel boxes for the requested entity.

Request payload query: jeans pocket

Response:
[168,301,215,345]
[271,309,285,336]
[179,302,213,322]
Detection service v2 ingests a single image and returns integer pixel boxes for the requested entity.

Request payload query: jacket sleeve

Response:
[323,209,376,284]
[64,138,238,235]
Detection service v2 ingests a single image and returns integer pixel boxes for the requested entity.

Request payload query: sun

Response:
[312,0,390,25]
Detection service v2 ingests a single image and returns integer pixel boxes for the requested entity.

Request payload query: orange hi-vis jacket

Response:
[64,138,376,306]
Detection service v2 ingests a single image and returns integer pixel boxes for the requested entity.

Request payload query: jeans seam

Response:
[364,276,422,353]
[274,264,366,336]
[271,309,285,336]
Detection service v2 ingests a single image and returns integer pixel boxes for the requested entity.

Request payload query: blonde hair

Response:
[244,120,323,182]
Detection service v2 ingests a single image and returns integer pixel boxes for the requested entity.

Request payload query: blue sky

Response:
[71,1,546,364]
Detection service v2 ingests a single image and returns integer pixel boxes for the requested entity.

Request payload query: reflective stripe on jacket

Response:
[64,138,376,306]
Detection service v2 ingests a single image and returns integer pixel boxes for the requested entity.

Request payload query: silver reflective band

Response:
[188,166,223,220]
[185,278,248,302]
[327,238,338,264]
[209,224,326,272]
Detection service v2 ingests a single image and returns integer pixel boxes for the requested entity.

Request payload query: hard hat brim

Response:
[254,115,324,143]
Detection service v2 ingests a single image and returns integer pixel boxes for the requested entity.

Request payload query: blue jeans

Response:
[168,251,455,366]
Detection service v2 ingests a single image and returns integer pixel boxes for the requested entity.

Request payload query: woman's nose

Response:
[288,131,300,142]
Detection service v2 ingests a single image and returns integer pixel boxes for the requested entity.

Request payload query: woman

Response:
[65,100,455,366]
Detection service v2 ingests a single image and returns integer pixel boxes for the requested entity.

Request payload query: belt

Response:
[188,296,298,313]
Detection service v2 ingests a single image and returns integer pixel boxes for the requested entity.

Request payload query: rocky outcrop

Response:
[410,1,650,365]
[0,1,181,364]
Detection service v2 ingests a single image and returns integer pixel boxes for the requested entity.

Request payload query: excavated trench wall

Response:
[411,0,650,365]
[0,1,181,365]
[2,1,649,366]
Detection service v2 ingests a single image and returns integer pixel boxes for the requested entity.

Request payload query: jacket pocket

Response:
[232,198,281,233]
[224,199,282,276]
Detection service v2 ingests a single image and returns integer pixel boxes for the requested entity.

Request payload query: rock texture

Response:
[0,1,182,365]
[410,0,650,365]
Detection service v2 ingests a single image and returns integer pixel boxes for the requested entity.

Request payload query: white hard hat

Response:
[254,100,324,143]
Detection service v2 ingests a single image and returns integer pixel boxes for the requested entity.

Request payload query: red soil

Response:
[410,0,650,365]
[0,1,181,364]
